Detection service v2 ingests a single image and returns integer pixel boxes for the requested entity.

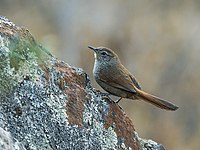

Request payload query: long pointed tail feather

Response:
[136,89,178,111]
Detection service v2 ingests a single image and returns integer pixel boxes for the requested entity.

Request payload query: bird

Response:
[88,45,178,111]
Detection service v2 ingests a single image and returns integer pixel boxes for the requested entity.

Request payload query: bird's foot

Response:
[100,93,122,104]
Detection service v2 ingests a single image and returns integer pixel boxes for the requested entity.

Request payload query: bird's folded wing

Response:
[99,73,138,93]
[129,75,142,90]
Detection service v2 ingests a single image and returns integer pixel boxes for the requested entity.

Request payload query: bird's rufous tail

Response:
[135,88,178,111]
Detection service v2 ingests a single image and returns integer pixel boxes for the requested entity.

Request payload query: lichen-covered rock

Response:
[0,127,25,150]
[0,16,165,150]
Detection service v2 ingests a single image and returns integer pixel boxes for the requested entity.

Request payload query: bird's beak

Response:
[88,45,98,52]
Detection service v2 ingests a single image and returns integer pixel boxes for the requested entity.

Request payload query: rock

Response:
[0,16,165,150]
[0,127,25,150]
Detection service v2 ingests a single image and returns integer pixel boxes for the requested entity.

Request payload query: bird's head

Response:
[88,45,119,64]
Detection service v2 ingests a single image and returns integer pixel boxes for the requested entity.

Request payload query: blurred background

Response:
[1,0,200,149]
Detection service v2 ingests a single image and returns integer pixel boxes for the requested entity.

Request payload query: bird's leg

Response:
[101,93,113,101]
[115,97,123,103]
[101,93,122,103]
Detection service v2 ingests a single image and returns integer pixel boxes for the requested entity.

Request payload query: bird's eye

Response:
[101,52,107,55]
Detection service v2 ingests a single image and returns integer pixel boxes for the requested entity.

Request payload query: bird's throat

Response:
[94,53,97,59]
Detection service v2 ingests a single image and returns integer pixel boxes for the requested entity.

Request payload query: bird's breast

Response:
[93,60,100,79]
[93,60,108,80]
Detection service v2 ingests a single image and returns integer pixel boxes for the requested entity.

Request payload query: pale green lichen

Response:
[0,25,50,97]
[8,35,50,71]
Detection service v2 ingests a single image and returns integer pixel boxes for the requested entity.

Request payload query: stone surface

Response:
[0,127,25,150]
[0,16,165,150]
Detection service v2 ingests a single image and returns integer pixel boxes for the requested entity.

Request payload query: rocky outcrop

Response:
[0,16,165,150]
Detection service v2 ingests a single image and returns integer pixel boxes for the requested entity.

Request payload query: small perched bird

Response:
[88,45,178,111]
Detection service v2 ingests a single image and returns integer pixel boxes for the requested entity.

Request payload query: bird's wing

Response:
[98,66,141,93]
[129,74,142,90]
[99,77,137,93]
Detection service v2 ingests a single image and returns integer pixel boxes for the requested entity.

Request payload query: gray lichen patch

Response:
[83,93,118,149]
[0,35,16,96]
[4,69,68,149]
[0,57,72,149]
[0,127,25,150]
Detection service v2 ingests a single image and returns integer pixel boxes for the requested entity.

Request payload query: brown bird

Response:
[88,45,178,111]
